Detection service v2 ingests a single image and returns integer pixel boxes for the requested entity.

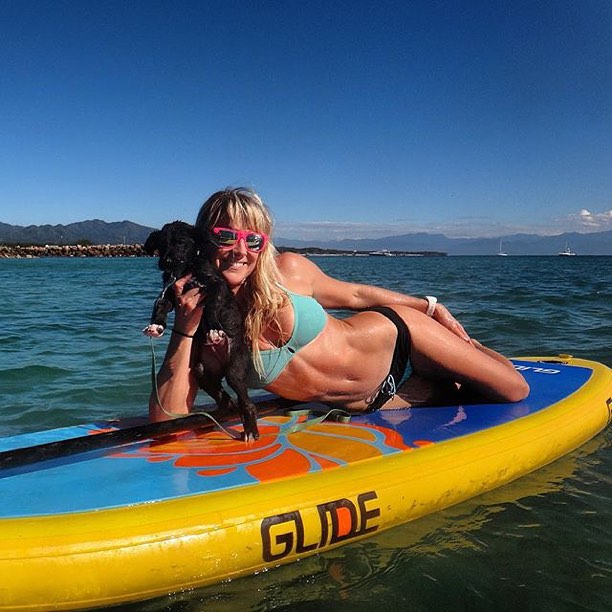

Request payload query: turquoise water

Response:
[1,255,610,611]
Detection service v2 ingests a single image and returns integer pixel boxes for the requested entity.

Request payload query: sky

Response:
[1,0,611,241]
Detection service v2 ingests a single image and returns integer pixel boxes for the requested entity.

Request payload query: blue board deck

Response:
[0,359,595,518]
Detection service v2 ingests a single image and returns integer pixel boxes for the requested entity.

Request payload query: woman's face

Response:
[211,222,263,291]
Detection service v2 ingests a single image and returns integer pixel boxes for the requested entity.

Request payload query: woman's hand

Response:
[173,275,205,336]
[432,302,472,343]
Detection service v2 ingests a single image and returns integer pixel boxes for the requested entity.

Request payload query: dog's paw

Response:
[142,324,165,338]
[241,430,260,443]
[241,422,260,443]
[205,329,227,345]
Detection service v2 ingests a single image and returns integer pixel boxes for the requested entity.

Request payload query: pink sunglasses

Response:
[210,227,269,253]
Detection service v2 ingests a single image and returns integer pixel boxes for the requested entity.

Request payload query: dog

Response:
[143,220,259,441]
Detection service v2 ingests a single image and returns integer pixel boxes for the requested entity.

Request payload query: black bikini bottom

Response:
[362,306,412,412]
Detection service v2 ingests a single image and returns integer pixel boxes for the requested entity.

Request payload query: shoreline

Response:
[0,244,147,258]
[0,244,447,259]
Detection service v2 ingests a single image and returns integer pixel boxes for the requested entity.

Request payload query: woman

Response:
[150,188,529,421]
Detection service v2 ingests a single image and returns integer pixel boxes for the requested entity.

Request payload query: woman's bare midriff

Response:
[264,311,399,408]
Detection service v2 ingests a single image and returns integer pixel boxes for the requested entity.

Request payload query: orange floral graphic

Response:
[105,415,427,486]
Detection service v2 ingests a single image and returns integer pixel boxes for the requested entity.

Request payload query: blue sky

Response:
[1,0,611,241]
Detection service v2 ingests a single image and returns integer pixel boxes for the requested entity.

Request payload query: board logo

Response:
[514,365,560,374]
[261,491,380,562]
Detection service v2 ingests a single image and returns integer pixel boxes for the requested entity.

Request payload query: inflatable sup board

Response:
[0,355,610,611]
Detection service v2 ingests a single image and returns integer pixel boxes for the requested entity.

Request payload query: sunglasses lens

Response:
[245,233,265,251]
[211,227,267,252]
[213,229,238,247]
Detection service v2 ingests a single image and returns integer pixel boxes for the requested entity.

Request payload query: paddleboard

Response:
[1,355,610,611]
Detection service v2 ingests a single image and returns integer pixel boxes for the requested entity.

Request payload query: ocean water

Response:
[1,255,610,611]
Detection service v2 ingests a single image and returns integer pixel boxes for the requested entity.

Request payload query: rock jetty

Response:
[0,244,147,258]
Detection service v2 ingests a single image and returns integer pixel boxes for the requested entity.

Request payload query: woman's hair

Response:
[195,187,286,373]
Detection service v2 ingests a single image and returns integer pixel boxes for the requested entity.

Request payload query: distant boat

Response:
[369,249,395,257]
[497,240,508,256]
[558,244,576,256]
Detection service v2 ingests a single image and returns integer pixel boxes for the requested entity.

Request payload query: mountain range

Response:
[0,220,610,255]
[276,230,612,256]
[0,220,156,246]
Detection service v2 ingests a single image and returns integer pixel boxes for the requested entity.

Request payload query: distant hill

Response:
[0,220,156,245]
[0,220,610,254]
[277,230,612,256]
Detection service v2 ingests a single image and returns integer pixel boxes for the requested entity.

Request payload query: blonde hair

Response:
[195,188,286,373]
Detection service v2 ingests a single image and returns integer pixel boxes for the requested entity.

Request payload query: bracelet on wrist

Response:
[172,328,195,339]
[424,295,437,317]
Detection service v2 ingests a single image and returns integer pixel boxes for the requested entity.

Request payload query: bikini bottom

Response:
[362,306,412,412]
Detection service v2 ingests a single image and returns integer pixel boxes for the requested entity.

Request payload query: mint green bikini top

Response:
[247,288,327,388]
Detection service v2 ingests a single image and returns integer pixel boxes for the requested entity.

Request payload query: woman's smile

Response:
[215,240,259,290]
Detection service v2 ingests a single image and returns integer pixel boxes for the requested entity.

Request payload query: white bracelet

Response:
[424,295,437,317]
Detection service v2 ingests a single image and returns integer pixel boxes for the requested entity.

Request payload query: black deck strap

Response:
[0,397,301,472]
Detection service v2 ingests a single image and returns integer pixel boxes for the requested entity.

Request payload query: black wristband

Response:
[172,328,195,339]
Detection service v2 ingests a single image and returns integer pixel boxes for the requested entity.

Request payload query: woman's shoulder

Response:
[275,251,321,292]
[276,251,310,274]
[277,251,331,275]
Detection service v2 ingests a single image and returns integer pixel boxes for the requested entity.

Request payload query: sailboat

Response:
[558,243,576,256]
[497,240,508,256]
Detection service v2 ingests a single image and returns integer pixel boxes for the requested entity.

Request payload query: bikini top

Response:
[247,288,328,388]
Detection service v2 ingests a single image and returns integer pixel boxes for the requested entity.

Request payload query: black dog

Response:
[143,221,259,441]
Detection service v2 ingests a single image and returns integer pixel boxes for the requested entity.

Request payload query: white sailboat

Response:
[497,240,508,256]
[558,243,576,256]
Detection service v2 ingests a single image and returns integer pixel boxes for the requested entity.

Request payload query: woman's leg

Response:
[391,306,529,405]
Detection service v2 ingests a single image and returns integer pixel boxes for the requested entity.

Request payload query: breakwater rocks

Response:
[0,244,148,258]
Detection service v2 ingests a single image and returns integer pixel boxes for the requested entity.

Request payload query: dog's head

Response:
[144,221,202,281]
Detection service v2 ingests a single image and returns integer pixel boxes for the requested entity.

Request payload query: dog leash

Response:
[148,338,351,440]
[284,407,351,433]
[148,337,244,440]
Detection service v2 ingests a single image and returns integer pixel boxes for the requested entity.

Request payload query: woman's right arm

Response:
[278,252,472,342]
[148,277,204,422]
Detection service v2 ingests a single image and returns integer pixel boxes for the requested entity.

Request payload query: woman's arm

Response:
[277,252,471,342]
[148,277,203,422]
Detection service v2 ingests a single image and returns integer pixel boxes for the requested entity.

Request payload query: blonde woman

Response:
[150,188,528,422]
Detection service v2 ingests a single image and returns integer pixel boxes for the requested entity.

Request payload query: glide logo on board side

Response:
[261,491,380,562]
[514,365,560,374]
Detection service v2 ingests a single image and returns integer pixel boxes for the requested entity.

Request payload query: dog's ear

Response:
[144,230,162,256]
[199,229,218,259]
